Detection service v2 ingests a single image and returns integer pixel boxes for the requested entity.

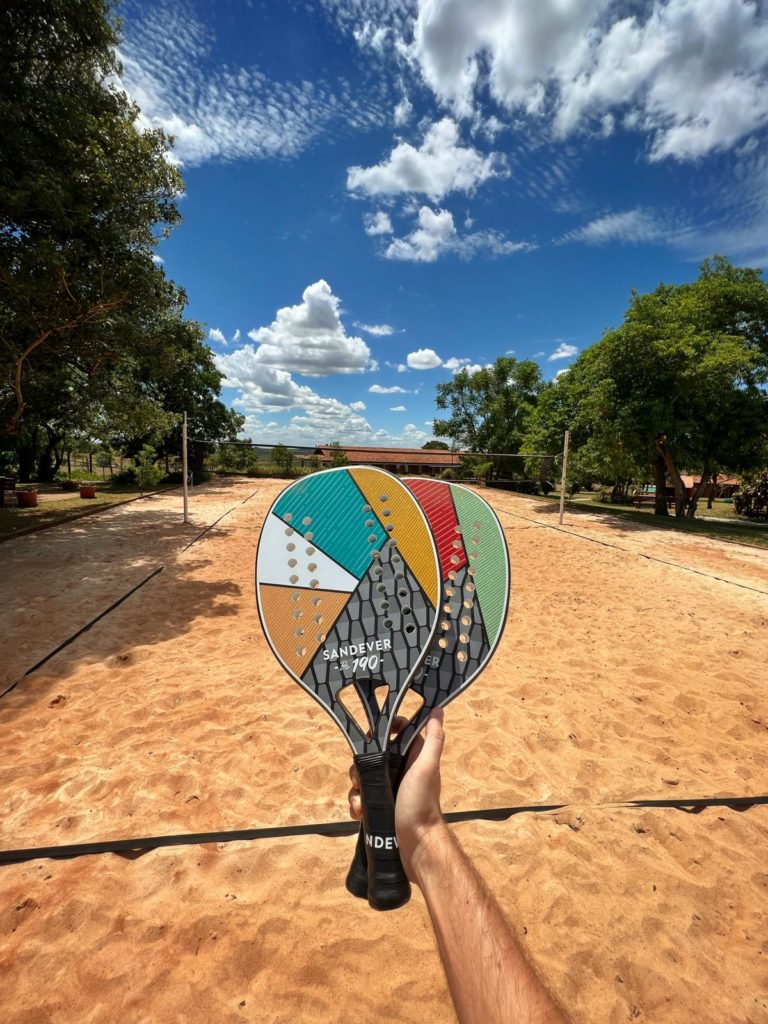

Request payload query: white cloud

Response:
[385,206,535,263]
[208,328,227,345]
[232,329,241,344]
[408,0,768,162]
[355,321,397,336]
[394,96,413,125]
[243,280,374,377]
[407,348,443,370]
[548,343,579,362]
[347,118,506,202]
[560,208,667,246]
[463,363,492,376]
[554,367,571,380]
[390,405,407,412]
[443,356,472,372]
[369,384,410,394]
[118,0,389,166]
[151,253,164,265]
[364,211,394,236]
[350,400,367,411]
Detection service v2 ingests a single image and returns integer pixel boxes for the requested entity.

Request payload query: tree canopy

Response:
[434,357,545,452]
[524,257,768,516]
[0,0,239,478]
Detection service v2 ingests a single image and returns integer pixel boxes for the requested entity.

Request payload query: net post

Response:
[558,430,570,525]
[182,411,189,525]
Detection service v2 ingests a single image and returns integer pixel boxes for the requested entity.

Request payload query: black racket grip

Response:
[353,751,410,911]
[345,753,406,901]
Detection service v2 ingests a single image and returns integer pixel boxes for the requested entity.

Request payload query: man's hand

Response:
[347,708,447,882]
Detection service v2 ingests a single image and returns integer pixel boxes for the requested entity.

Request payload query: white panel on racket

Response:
[257,511,359,592]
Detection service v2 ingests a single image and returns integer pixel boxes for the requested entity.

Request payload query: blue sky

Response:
[120,0,768,446]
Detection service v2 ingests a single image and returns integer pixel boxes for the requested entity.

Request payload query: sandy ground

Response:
[1,479,766,1023]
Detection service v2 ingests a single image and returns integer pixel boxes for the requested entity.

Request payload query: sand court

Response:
[1,479,767,1023]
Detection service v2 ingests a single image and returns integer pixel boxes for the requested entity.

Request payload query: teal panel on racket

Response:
[273,469,388,580]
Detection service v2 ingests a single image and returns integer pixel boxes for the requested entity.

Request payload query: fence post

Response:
[182,411,189,525]
[558,430,570,526]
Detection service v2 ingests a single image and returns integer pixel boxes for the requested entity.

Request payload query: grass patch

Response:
[0,484,175,540]
[539,492,768,550]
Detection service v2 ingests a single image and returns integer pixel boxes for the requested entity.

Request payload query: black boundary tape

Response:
[0,486,261,701]
[1,795,765,867]
[493,503,768,597]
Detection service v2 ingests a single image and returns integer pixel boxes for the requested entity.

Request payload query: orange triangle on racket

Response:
[258,585,350,678]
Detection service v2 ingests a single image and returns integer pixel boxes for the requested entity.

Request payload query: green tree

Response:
[328,441,347,467]
[134,443,163,494]
[271,444,295,473]
[434,357,544,453]
[525,258,768,517]
[0,0,183,435]
[422,440,450,450]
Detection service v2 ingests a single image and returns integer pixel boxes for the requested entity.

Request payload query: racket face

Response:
[255,467,440,754]
[394,479,510,753]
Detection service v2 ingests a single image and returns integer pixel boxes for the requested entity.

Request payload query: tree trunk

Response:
[686,464,711,520]
[652,453,669,516]
[707,473,718,510]
[17,443,36,483]
[655,436,687,518]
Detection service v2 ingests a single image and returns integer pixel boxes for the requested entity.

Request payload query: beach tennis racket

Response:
[255,466,440,910]
[346,479,510,899]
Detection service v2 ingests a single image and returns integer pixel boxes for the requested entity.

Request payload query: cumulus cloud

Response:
[208,327,227,345]
[347,118,506,201]
[355,321,397,335]
[390,405,407,411]
[560,208,667,246]
[408,0,768,162]
[350,400,367,411]
[548,342,579,361]
[364,211,394,235]
[407,347,443,370]
[242,280,374,377]
[369,384,410,394]
[385,206,535,263]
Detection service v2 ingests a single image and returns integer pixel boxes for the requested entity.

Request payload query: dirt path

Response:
[1,479,766,1024]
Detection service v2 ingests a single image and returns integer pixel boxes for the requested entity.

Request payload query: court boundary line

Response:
[492,502,768,597]
[0,794,764,866]
[0,486,261,700]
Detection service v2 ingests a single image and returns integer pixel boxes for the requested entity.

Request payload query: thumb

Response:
[417,708,445,773]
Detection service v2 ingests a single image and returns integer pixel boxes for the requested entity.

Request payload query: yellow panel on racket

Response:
[258,584,351,678]
[350,467,439,608]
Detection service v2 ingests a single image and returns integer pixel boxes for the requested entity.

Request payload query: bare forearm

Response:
[412,824,568,1024]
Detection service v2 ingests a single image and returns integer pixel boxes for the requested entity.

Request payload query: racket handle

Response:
[353,751,410,911]
[345,753,406,901]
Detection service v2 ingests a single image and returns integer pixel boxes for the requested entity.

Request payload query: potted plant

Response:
[16,488,38,508]
[79,483,97,499]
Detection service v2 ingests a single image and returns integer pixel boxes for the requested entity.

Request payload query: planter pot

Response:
[79,484,97,499]
[17,490,38,508]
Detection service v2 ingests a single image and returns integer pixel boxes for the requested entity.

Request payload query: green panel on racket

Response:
[256,466,440,754]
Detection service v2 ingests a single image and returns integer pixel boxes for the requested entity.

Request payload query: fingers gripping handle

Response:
[353,752,410,911]
[345,753,405,901]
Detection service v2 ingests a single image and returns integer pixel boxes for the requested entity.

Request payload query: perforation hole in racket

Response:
[394,689,425,732]
[338,685,373,737]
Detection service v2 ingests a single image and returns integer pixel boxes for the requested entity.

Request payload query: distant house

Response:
[304,445,470,476]
[679,474,740,499]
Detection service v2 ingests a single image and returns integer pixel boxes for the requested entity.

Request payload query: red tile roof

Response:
[305,445,472,467]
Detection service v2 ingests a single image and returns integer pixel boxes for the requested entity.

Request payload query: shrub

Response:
[733,472,768,520]
[438,468,455,480]
[60,479,79,491]
[113,467,137,485]
[135,445,164,493]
